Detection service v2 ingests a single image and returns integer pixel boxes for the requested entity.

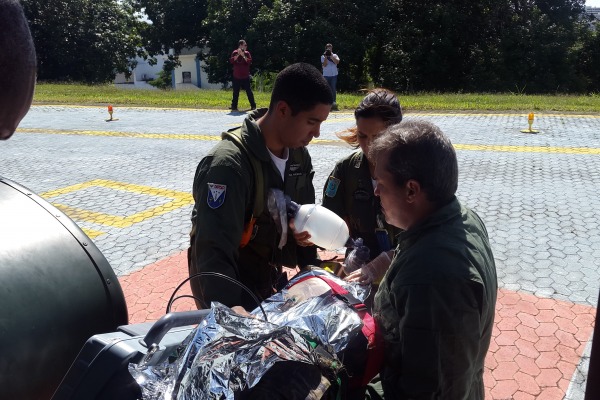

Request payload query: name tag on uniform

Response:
[353,189,371,202]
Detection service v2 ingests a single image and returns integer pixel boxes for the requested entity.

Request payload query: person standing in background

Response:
[321,43,339,110]
[229,39,256,112]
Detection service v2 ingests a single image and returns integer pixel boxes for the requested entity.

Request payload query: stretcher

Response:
[52,310,209,400]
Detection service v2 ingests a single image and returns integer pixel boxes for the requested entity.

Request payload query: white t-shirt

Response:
[269,147,289,180]
[321,53,339,77]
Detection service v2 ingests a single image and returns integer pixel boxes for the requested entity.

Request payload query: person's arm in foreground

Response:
[191,159,249,307]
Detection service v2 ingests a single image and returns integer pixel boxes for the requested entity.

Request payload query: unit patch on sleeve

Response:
[325,176,341,198]
[207,183,227,209]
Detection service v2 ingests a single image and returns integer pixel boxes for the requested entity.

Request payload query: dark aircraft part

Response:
[585,288,600,400]
[0,177,128,399]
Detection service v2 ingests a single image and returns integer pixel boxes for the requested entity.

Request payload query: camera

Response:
[324,49,332,57]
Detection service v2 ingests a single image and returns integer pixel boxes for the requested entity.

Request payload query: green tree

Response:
[22,0,142,83]
[201,0,271,85]
[574,18,600,92]
[373,0,587,93]
[133,0,208,56]
[197,0,380,89]
[496,0,585,93]
[247,0,379,91]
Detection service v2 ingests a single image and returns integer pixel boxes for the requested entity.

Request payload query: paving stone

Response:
[4,107,600,399]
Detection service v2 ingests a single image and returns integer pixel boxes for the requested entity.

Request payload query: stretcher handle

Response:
[142,309,210,348]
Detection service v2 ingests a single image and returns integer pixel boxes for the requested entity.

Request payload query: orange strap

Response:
[240,217,257,248]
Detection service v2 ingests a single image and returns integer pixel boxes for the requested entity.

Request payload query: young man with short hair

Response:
[189,63,333,310]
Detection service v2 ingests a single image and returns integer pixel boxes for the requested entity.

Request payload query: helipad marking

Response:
[454,143,600,154]
[40,179,193,228]
[18,128,219,141]
[16,128,600,154]
[81,228,105,239]
[29,105,600,118]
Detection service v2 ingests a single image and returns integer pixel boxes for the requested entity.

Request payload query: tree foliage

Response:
[574,19,600,92]
[21,0,600,93]
[133,0,209,55]
[195,0,597,93]
[373,0,588,93]
[245,0,380,91]
[22,0,142,83]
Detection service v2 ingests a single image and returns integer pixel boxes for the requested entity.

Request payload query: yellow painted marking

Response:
[16,128,600,154]
[31,104,225,113]
[81,228,105,239]
[40,179,193,228]
[29,105,600,118]
[453,144,600,155]
[17,128,219,141]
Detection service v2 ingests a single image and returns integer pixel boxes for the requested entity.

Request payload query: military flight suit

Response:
[322,150,400,259]
[188,109,317,310]
[373,197,498,399]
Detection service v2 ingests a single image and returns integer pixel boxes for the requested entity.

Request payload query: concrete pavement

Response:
[2,105,600,399]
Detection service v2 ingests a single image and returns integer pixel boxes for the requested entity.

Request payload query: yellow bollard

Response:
[520,112,539,133]
[528,112,534,131]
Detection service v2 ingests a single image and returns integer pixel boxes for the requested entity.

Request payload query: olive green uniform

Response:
[373,197,498,399]
[322,150,400,259]
[189,109,317,310]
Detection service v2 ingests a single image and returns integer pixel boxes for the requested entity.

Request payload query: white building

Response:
[114,47,221,90]
[587,6,600,21]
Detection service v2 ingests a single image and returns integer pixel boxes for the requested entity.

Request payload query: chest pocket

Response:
[284,149,313,198]
[347,181,375,230]
[352,187,373,203]
[285,170,312,194]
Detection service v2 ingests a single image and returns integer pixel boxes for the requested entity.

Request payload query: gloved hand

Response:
[345,250,393,285]
[343,238,370,274]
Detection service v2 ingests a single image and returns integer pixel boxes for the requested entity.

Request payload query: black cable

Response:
[167,294,207,312]
[166,272,269,322]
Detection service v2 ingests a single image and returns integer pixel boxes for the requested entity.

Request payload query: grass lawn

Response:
[33,83,600,113]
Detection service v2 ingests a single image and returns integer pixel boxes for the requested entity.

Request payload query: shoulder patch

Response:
[325,176,341,198]
[207,183,227,209]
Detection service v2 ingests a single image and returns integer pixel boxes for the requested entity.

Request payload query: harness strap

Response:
[289,274,385,387]
[222,129,264,247]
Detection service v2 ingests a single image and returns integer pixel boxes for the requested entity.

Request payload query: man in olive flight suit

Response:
[189,63,333,311]
[367,120,498,399]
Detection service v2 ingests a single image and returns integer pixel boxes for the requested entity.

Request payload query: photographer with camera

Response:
[229,39,256,112]
[320,43,340,110]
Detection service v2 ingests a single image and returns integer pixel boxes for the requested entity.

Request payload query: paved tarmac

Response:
[2,105,600,399]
